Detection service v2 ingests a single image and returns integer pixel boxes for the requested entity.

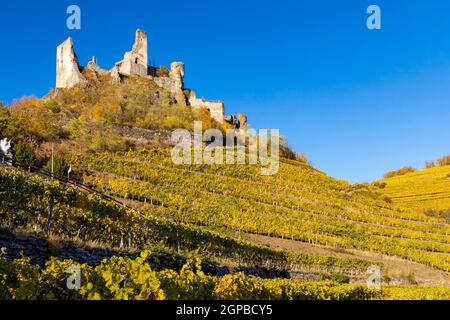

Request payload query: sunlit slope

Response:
[72,149,450,271]
[382,165,450,212]
[0,166,379,276]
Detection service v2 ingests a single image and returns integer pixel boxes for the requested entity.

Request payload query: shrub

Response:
[43,101,62,114]
[405,272,417,285]
[183,89,191,99]
[425,208,450,222]
[7,104,62,143]
[43,155,70,178]
[330,273,350,284]
[425,161,436,169]
[162,115,192,130]
[280,144,296,160]
[425,155,450,168]
[383,166,416,179]
[69,116,126,153]
[10,96,41,109]
[193,108,218,131]
[156,66,170,77]
[382,275,392,285]
[0,108,11,140]
[278,138,308,163]
[135,104,196,131]
[372,181,387,189]
[424,209,437,217]
[295,153,309,163]
[439,209,450,223]
[437,155,450,167]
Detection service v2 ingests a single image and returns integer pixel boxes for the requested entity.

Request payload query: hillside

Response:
[2,157,450,299]
[1,70,450,299]
[381,165,450,214]
[70,150,450,273]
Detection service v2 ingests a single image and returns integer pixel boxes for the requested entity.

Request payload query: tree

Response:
[156,66,170,77]
[43,155,70,178]
[13,141,37,168]
[7,99,62,144]
[0,107,10,139]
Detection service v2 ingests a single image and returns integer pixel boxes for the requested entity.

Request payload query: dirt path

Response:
[240,232,450,286]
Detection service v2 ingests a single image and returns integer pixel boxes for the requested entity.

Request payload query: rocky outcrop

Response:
[225,113,248,129]
[56,37,86,88]
[237,113,248,129]
[225,114,236,126]
[115,126,184,148]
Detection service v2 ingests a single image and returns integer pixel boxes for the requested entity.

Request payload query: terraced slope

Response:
[381,165,450,212]
[70,149,450,272]
[0,166,378,277]
[239,232,450,286]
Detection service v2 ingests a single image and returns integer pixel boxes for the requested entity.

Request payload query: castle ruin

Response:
[56,29,227,124]
[56,37,86,89]
[115,29,148,77]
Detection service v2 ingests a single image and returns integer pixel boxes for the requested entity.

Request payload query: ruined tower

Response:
[56,37,86,89]
[154,62,187,106]
[116,29,148,77]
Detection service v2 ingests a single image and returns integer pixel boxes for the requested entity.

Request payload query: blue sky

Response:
[1,0,450,182]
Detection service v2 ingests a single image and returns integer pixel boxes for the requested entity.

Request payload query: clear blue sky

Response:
[1,0,450,182]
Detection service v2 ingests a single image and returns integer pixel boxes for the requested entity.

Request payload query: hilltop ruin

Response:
[56,29,236,125]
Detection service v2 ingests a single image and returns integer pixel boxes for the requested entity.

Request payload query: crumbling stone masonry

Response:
[154,62,187,106]
[115,29,148,77]
[55,29,232,123]
[189,91,225,124]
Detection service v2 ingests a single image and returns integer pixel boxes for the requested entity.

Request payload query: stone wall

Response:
[189,91,225,124]
[153,62,186,106]
[0,229,133,267]
[0,230,289,278]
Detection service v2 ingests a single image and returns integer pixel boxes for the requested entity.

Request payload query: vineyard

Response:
[0,166,378,276]
[2,145,450,300]
[67,150,450,273]
[381,165,450,213]
[2,249,450,300]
